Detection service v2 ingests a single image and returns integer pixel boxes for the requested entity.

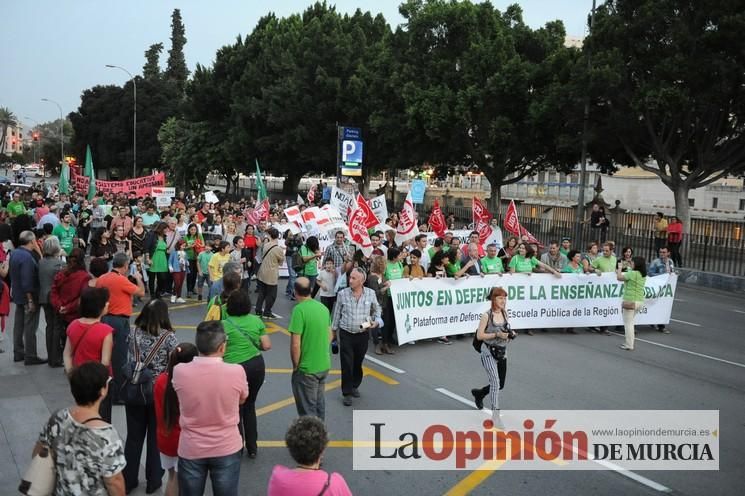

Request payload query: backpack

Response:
[291,250,304,274]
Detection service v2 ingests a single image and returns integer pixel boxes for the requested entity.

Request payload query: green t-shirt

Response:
[384,261,404,281]
[197,251,213,275]
[300,245,318,277]
[6,200,26,217]
[288,299,331,374]
[184,234,201,260]
[52,224,76,255]
[222,313,266,364]
[480,256,504,274]
[561,263,584,274]
[509,254,539,273]
[559,247,570,256]
[623,270,646,302]
[445,259,461,277]
[592,255,617,273]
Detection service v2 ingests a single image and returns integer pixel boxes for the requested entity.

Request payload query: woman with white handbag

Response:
[22,361,126,495]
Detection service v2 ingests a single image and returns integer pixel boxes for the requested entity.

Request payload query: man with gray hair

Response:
[208,261,241,301]
[332,267,383,406]
[96,252,145,401]
[10,231,45,364]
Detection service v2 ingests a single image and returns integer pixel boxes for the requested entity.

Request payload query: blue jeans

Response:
[292,369,328,421]
[102,314,130,401]
[178,451,241,496]
[285,255,297,295]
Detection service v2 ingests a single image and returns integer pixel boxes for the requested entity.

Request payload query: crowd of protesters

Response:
[3,179,681,495]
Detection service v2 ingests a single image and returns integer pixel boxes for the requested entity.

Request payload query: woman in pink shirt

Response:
[268,416,352,496]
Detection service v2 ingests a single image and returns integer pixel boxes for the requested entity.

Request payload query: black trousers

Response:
[340,329,369,396]
[383,296,396,345]
[187,259,198,293]
[669,242,683,267]
[123,403,163,490]
[239,355,265,454]
[320,296,336,314]
[255,281,277,316]
[475,356,507,397]
[42,304,65,366]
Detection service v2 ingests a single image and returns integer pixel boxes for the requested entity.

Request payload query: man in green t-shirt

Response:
[288,277,332,420]
[6,192,27,218]
[590,242,618,335]
[480,243,504,274]
[52,211,80,255]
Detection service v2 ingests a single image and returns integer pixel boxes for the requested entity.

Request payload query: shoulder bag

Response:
[224,316,263,351]
[120,330,173,406]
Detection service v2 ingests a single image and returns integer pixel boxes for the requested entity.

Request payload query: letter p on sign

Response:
[342,140,363,165]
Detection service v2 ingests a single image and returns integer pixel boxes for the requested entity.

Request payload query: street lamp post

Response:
[575,0,597,240]
[106,64,137,177]
[40,98,64,172]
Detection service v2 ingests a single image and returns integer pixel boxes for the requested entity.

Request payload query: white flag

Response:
[296,194,305,205]
[395,191,420,245]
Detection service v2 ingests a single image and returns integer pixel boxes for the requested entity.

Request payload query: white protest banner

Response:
[151,187,175,197]
[330,186,355,220]
[367,195,388,223]
[425,229,503,250]
[204,191,219,203]
[389,273,677,344]
[155,195,171,208]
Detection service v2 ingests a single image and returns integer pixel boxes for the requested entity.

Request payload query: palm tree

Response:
[0,107,18,156]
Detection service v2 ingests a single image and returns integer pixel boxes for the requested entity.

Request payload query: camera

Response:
[505,323,516,340]
[360,320,372,330]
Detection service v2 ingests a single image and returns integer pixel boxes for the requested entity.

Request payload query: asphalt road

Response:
[0,282,742,495]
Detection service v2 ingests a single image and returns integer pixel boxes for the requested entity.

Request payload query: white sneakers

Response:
[171,296,186,303]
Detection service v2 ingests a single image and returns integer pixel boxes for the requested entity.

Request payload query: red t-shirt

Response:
[66,320,113,373]
[153,372,180,456]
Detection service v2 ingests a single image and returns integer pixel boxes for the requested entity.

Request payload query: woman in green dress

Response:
[148,222,170,297]
[183,223,203,297]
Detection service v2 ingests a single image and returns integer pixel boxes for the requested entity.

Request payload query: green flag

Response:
[84,144,96,201]
[255,159,268,202]
[58,162,69,194]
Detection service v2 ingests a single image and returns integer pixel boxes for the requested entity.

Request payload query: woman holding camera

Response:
[471,287,515,425]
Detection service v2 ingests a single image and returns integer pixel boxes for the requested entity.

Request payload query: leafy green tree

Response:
[397,0,577,213]
[143,43,164,80]
[165,9,189,92]
[585,0,745,230]
[36,118,73,174]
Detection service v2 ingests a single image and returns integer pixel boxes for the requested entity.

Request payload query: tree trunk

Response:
[485,172,502,217]
[672,184,691,235]
[282,170,301,196]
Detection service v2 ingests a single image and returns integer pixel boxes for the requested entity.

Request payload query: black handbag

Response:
[120,330,172,406]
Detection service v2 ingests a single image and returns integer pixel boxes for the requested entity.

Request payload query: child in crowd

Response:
[129,251,149,304]
[169,240,189,303]
[196,239,216,301]
[317,258,338,314]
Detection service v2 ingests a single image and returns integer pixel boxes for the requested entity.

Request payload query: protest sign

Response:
[425,229,503,250]
[395,191,419,244]
[330,186,355,220]
[367,195,388,224]
[389,273,677,344]
[70,170,166,196]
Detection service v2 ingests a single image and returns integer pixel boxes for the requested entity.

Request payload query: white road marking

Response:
[674,298,687,303]
[364,355,406,374]
[670,318,701,327]
[611,332,745,369]
[734,310,745,315]
[434,387,672,493]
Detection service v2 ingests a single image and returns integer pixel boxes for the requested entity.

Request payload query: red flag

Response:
[307,184,317,203]
[472,197,493,243]
[504,200,541,246]
[245,199,269,225]
[503,200,522,237]
[395,191,420,244]
[348,204,373,257]
[356,194,380,229]
[428,199,447,238]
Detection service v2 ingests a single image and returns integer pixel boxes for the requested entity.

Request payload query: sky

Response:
[2,1,591,129]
